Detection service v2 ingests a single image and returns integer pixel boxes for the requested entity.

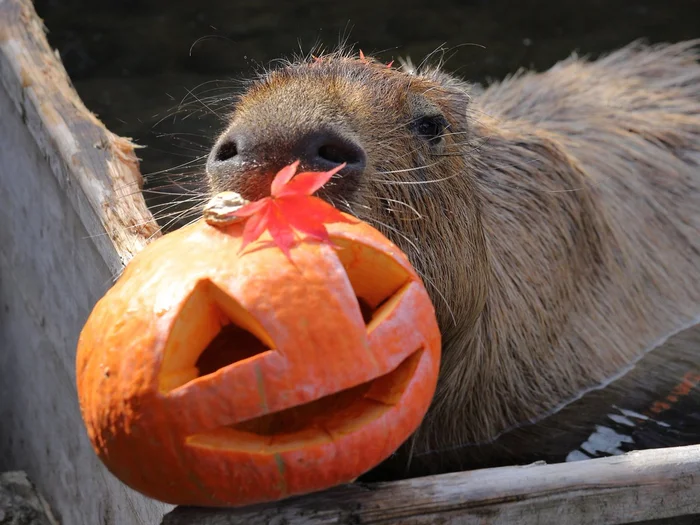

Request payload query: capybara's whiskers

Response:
[142,188,208,198]
[360,215,422,255]
[141,155,209,178]
[376,173,460,185]
[371,196,424,220]
[149,195,208,211]
[375,162,441,176]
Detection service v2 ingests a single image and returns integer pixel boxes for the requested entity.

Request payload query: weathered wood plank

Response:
[0,0,159,275]
[0,0,168,524]
[162,444,700,525]
[0,471,60,525]
[0,65,170,525]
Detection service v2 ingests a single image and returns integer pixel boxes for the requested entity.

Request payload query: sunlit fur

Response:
[204,41,700,460]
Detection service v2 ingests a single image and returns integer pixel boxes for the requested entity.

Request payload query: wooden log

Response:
[0,0,168,523]
[162,444,700,525]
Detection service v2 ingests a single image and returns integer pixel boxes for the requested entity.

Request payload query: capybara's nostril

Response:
[318,144,351,165]
[306,131,367,174]
[213,139,239,162]
[318,141,365,167]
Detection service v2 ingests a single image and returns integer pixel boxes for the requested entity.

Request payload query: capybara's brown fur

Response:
[204,40,700,470]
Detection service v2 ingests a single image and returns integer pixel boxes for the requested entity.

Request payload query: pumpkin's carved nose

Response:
[207,124,367,201]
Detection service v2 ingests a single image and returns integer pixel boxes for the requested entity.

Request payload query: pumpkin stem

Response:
[203,191,251,228]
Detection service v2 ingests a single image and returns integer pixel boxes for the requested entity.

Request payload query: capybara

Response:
[201,40,700,475]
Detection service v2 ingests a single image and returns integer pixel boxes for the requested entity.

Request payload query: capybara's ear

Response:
[417,65,473,95]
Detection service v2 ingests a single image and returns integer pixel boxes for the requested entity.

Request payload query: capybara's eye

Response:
[413,115,448,146]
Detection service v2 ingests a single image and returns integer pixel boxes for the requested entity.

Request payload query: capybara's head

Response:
[206,51,490,344]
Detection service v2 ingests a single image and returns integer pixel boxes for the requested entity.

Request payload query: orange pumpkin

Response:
[76,209,441,507]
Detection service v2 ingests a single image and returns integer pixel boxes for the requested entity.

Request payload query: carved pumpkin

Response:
[76,207,441,506]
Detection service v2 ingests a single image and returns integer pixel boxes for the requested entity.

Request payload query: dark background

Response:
[33,0,700,206]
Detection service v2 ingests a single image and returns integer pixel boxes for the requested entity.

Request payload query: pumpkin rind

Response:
[76,215,441,507]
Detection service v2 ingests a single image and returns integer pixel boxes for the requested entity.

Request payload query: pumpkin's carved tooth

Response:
[254,360,270,415]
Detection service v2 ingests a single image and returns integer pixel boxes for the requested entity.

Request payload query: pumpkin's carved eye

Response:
[196,324,270,377]
[158,280,275,392]
[333,236,411,331]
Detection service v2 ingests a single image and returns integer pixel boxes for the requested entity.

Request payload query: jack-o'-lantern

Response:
[76,163,441,507]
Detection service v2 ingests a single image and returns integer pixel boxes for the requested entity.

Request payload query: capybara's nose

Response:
[207,124,367,200]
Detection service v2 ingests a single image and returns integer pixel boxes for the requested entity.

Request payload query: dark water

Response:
[34,0,700,204]
[32,0,700,478]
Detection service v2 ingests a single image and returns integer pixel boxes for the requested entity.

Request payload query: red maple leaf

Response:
[232,161,357,258]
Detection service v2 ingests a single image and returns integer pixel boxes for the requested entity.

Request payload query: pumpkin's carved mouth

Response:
[158,237,422,452]
[186,348,422,453]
